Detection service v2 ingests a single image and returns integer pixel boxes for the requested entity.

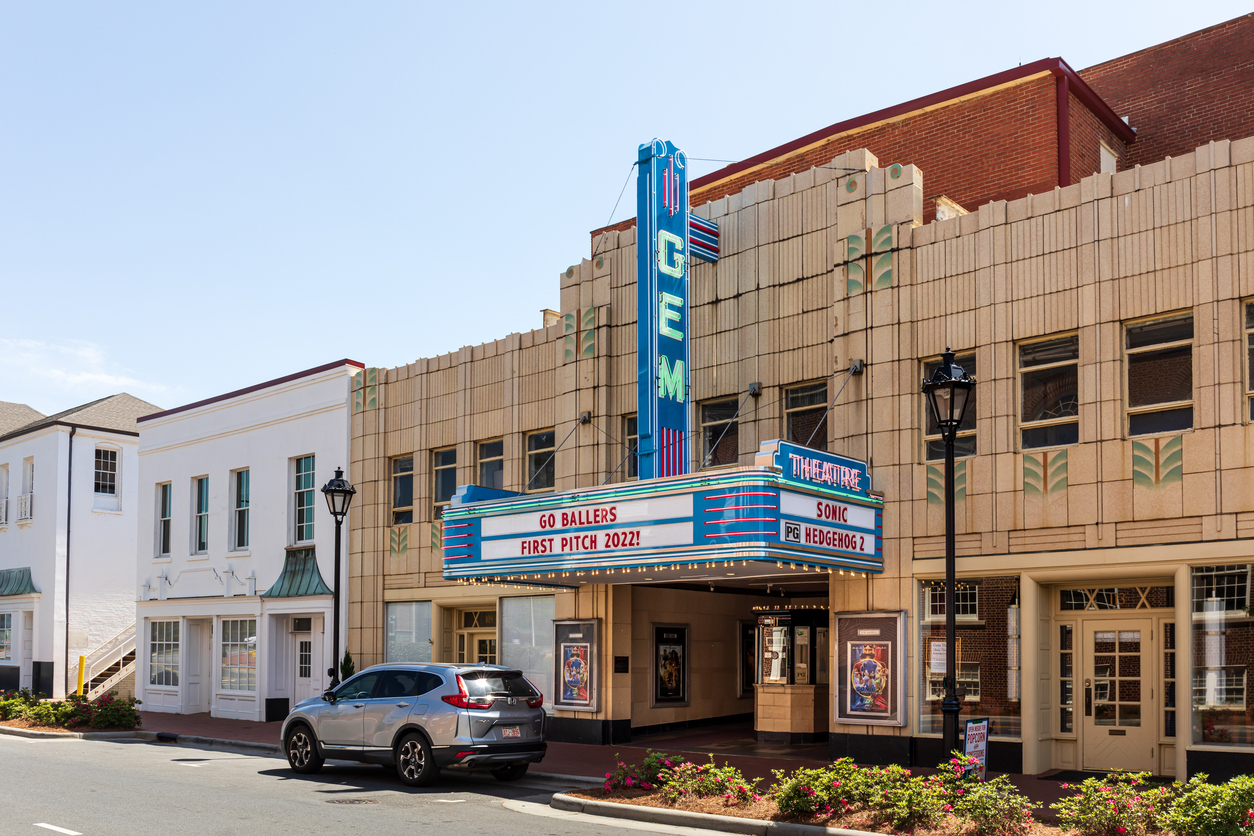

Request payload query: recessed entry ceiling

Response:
[576,560,862,597]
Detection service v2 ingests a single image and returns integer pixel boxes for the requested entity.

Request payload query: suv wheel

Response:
[285,725,325,774]
[491,763,529,781]
[396,732,438,787]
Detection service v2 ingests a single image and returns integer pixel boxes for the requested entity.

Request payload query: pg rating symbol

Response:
[783,521,801,544]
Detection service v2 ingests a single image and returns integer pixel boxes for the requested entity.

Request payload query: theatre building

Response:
[348,17,1254,778]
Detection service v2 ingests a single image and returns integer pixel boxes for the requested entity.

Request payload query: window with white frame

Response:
[925,583,979,621]
[525,431,555,492]
[478,440,504,490]
[157,483,172,557]
[928,662,980,701]
[94,448,118,495]
[1193,667,1247,709]
[0,613,11,661]
[220,618,257,691]
[1126,313,1193,435]
[624,414,638,480]
[0,464,8,524]
[192,477,209,554]
[294,455,315,543]
[232,469,249,550]
[149,620,179,686]
[784,381,828,450]
[1192,565,1250,613]
[1019,334,1079,448]
[923,351,977,460]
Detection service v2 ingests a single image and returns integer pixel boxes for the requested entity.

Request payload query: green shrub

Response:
[873,771,948,832]
[22,699,77,727]
[657,757,758,806]
[1051,771,1172,836]
[74,692,143,729]
[955,775,1037,836]
[1158,773,1254,836]
[770,766,839,818]
[602,750,687,793]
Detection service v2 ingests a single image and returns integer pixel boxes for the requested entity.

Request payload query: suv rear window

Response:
[461,670,538,698]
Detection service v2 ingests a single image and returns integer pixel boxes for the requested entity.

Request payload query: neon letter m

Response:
[658,356,685,402]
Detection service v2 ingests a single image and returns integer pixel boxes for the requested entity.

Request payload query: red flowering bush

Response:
[657,757,759,806]
[602,750,686,794]
[1051,771,1172,836]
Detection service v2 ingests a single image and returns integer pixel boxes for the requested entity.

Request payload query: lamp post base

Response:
[941,694,963,757]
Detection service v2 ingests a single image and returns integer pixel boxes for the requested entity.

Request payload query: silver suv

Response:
[280,663,547,787]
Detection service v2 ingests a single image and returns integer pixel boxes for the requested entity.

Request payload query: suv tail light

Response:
[526,693,543,708]
[441,675,496,710]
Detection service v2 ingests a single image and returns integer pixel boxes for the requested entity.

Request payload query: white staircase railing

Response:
[68,623,136,701]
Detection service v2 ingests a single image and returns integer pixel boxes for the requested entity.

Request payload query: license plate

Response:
[501,726,521,738]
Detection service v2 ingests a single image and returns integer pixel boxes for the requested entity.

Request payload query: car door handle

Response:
[396,702,408,707]
[353,703,365,708]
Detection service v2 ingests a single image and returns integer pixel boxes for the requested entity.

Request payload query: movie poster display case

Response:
[833,610,906,727]
[553,619,599,712]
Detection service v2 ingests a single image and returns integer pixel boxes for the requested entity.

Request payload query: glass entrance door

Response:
[1082,620,1156,772]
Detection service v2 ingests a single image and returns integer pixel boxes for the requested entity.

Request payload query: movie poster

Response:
[560,643,591,705]
[653,624,688,705]
[553,620,598,711]
[847,641,891,716]
[833,611,906,727]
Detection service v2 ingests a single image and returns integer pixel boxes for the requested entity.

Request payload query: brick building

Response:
[345,18,1254,779]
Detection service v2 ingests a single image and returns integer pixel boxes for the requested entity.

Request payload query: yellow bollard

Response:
[76,655,85,697]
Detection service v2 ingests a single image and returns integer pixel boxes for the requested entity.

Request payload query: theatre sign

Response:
[442,440,883,584]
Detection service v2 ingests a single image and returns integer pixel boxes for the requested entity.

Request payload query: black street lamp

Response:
[921,348,975,757]
[321,467,356,688]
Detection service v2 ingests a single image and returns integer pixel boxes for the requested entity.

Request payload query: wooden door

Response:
[1082,620,1156,772]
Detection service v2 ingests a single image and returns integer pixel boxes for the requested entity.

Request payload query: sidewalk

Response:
[136,711,1071,808]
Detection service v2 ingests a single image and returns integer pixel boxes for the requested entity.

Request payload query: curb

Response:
[139,731,281,756]
[550,792,882,836]
[518,771,604,791]
[0,725,139,741]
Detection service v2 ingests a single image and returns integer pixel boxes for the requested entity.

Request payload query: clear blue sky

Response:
[2,1,1248,415]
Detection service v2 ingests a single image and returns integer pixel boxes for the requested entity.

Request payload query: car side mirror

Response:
[321,690,337,703]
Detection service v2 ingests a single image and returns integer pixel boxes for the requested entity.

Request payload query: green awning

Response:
[0,567,38,597]
[261,549,332,598]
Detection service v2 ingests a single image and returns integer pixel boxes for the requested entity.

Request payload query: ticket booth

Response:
[755,608,830,743]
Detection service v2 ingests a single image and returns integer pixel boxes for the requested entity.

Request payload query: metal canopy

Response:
[0,567,37,597]
[261,549,332,598]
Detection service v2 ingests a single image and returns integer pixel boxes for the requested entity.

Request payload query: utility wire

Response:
[805,364,860,447]
[698,389,759,470]
[592,162,639,259]
[523,420,584,492]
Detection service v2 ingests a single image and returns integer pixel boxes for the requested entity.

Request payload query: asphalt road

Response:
[0,734,727,836]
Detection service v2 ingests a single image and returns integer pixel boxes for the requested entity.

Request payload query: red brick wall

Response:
[1069,91,1127,180]
[1079,14,1254,168]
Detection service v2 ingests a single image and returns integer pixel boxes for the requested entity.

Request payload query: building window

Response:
[1019,334,1079,448]
[1194,668,1247,709]
[525,431,555,492]
[157,483,172,556]
[928,663,980,702]
[18,458,33,521]
[193,477,209,554]
[478,440,504,490]
[232,469,249,550]
[149,620,179,686]
[784,382,828,449]
[391,456,413,525]
[923,352,977,460]
[0,464,9,525]
[1126,314,1193,435]
[1099,142,1117,174]
[700,398,739,467]
[456,609,497,664]
[298,641,312,679]
[385,601,432,663]
[0,612,11,661]
[1164,622,1177,738]
[220,618,257,691]
[925,583,979,621]
[500,595,555,710]
[1245,302,1254,421]
[1193,565,1250,613]
[624,414,638,480]
[294,455,315,543]
[1059,624,1075,733]
[432,448,457,514]
[94,449,118,495]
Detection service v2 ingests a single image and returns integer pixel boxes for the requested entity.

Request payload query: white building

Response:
[134,360,358,722]
[0,394,160,698]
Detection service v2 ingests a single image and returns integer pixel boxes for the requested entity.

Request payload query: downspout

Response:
[1056,74,1071,188]
[64,426,75,697]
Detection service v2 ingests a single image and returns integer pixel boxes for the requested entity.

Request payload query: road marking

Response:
[35,825,83,835]
[503,800,727,836]
[431,799,465,803]
[177,763,203,767]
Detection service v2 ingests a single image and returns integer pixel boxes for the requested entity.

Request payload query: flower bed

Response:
[576,750,1254,836]
[0,689,143,732]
